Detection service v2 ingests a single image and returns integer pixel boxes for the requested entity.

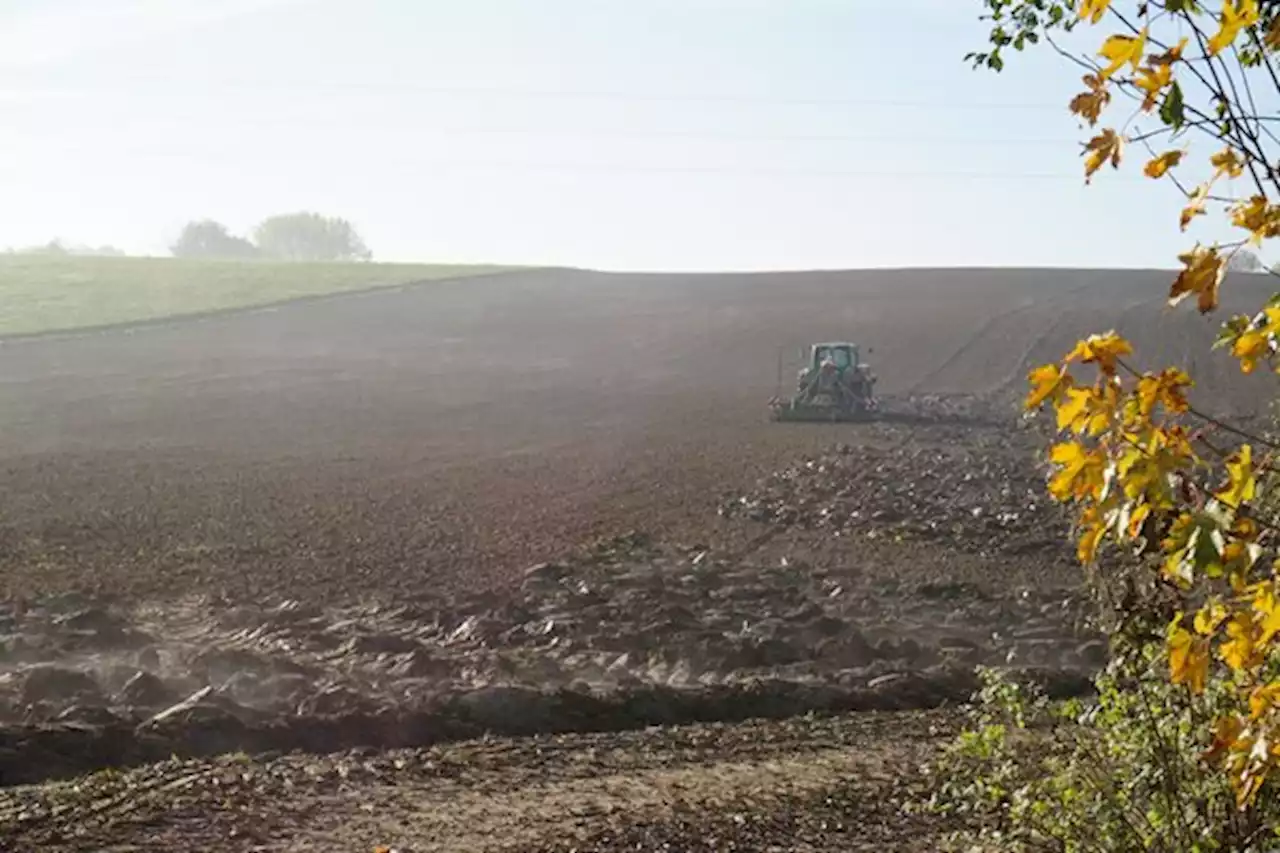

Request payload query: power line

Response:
[0,149,1136,182]
[367,162,1143,181]
[4,125,1076,146]
[392,129,1070,145]
[1,82,1068,112]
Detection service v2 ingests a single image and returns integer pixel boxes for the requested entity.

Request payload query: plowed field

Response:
[0,267,1270,604]
[0,266,1269,850]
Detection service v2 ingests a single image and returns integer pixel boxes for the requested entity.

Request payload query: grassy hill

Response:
[0,254,520,337]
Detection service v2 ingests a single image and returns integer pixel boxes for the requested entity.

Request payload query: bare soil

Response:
[0,267,1272,605]
[1,710,961,852]
[0,266,1261,849]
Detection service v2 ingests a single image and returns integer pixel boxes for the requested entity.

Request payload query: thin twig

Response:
[1231,42,1280,151]
[1188,402,1280,451]
[1208,34,1280,196]
[1248,25,1280,127]
[1187,21,1273,198]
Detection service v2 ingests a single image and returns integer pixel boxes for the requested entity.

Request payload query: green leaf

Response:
[1160,81,1186,130]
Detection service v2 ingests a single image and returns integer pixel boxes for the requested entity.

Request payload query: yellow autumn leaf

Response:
[1077,524,1106,563]
[1127,501,1152,539]
[1169,244,1226,313]
[1055,382,1116,436]
[1065,331,1133,374]
[1135,63,1173,112]
[1079,0,1112,23]
[1048,440,1105,502]
[1180,184,1208,232]
[1207,0,1260,56]
[1143,149,1183,178]
[1083,128,1124,182]
[1084,399,1115,435]
[1025,363,1073,410]
[1077,506,1107,563]
[1056,386,1093,432]
[1169,619,1210,693]
[1211,147,1246,180]
[1216,444,1257,507]
[1249,682,1280,721]
[1195,598,1230,635]
[1229,195,1280,245]
[1233,328,1272,374]
[1137,367,1192,415]
[1119,449,1167,502]
[1098,30,1148,79]
[1222,610,1262,671]
[1253,582,1280,646]
[1048,441,1088,500]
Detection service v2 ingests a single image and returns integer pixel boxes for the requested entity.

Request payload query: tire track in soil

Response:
[902,278,1098,398]
[989,283,1148,400]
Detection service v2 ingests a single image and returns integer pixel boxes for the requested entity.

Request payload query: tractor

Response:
[768,342,879,422]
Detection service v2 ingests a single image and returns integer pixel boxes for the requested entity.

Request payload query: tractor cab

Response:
[811,342,860,373]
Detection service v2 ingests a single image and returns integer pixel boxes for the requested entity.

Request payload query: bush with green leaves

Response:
[922,641,1280,852]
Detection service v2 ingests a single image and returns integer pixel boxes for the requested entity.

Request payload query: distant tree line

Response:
[6,239,126,257]
[170,212,372,262]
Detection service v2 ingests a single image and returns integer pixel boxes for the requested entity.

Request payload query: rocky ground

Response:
[0,412,1104,849]
[719,418,1068,562]
[0,526,1097,780]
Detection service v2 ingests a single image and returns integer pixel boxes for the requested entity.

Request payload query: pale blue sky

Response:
[0,0,1257,270]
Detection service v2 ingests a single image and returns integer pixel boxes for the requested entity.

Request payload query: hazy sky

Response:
[0,0,1260,270]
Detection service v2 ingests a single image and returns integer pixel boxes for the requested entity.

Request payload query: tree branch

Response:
[1182,13,1275,198]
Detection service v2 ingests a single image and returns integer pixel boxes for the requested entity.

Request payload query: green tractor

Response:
[768,342,879,422]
